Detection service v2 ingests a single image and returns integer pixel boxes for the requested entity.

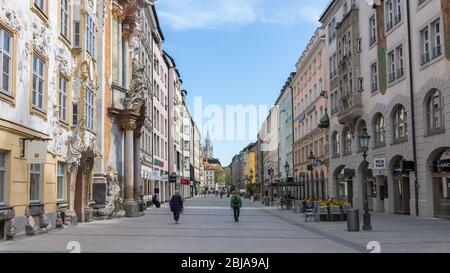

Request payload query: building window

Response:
[29,164,41,203]
[60,0,70,39]
[32,54,46,112]
[57,162,65,201]
[392,105,408,142]
[112,18,120,83]
[329,17,336,43]
[333,131,340,157]
[427,89,444,133]
[34,0,47,15]
[374,113,386,147]
[369,15,377,46]
[86,14,95,57]
[370,62,378,92]
[421,18,442,65]
[72,103,78,125]
[343,128,352,155]
[73,21,80,48]
[59,75,68,123]
[0,151,6,205]
[0,27,13,96]
[385,0,402,32]
[85,88,94,131]
[388,45,404,83]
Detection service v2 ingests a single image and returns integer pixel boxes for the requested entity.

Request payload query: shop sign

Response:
[151,171,161,181]
[161,175,168,182]
[373,157,386,170]
[436,159,450,173]
[344,168,355,178]
[181,179,190,185]
[402,161,415,172]
[26,141,47,164]
[169,175,177,183]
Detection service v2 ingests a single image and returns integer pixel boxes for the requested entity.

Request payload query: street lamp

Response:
[359,127,372,231]
[284,162,290,177]
[308,151,316,198]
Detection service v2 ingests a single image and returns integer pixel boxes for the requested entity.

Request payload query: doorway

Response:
[394,176,410,214]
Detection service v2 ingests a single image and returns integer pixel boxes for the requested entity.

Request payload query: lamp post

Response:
[359,127,372,231]
[284,162,290,197]
[308,151,316,198]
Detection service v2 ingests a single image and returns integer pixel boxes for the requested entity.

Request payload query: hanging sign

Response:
[151,170,161,181]
[26,141,47,164]
[373,157,386,170]
[181,179,190,185]
[436,159,450,173]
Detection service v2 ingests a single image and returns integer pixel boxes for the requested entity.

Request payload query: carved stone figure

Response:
[67,128,82,165]
[39,213,50,230]
[5,219,16,240]
[124,58,147,109]
[95,167,125,218]
[25,216,38,235]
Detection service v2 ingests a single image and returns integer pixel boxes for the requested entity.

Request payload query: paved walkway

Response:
[0,196,449,253]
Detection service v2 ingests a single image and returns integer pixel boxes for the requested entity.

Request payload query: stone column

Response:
[158,180,162,203]
[122,122,138,217]
[69,163,79,224]
[134,132,144,213]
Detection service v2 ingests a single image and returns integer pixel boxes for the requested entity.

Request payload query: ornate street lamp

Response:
[359,127,372,231]
[284,162,290,176]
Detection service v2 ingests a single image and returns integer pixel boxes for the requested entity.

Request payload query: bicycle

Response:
[276,198,286,210]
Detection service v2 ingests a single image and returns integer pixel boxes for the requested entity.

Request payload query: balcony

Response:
[431,45,442,59]
[337,91,363,125]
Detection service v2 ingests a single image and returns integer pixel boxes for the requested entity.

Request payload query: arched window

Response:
[374,113,386,147]
[427,89,444,133]
[343,127,352,155]
[333,131,340,157]
[393,105,408,142]
[357,120,367,151]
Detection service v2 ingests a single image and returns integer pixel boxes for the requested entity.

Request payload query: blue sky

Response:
[156,0,329,166]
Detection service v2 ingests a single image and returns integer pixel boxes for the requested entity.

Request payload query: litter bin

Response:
[346,209,360,232]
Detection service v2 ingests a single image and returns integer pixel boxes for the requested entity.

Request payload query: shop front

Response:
[391,156,412,215]
[431,149,450,218]
[335,166,354,206]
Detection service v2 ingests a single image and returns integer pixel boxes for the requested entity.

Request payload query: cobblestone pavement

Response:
[0,196,449,253]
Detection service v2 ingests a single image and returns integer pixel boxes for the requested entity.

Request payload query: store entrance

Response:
[394,176,410,215]
[430,147,450,218]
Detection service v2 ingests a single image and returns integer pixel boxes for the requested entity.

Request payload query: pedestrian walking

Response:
[170,192,184,224]
[152,194,161,208]
[230,191,242,222]
[220,190,224,199]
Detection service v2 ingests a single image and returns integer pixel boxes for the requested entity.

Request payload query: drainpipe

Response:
[405,0,420,216]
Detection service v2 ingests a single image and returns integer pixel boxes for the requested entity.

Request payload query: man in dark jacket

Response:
[230,191,243,222]
[170,192,184,224]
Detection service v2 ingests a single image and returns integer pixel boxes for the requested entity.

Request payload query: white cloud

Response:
[156,0,329,30]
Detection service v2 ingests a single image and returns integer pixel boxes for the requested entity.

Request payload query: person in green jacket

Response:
[230,191,243,222]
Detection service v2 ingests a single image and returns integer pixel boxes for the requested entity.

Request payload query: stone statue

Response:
[94,168,125,218]
[123,14,148,109]
[124,56,146,109]
[5,219,16,240]
[67,128,82,165]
